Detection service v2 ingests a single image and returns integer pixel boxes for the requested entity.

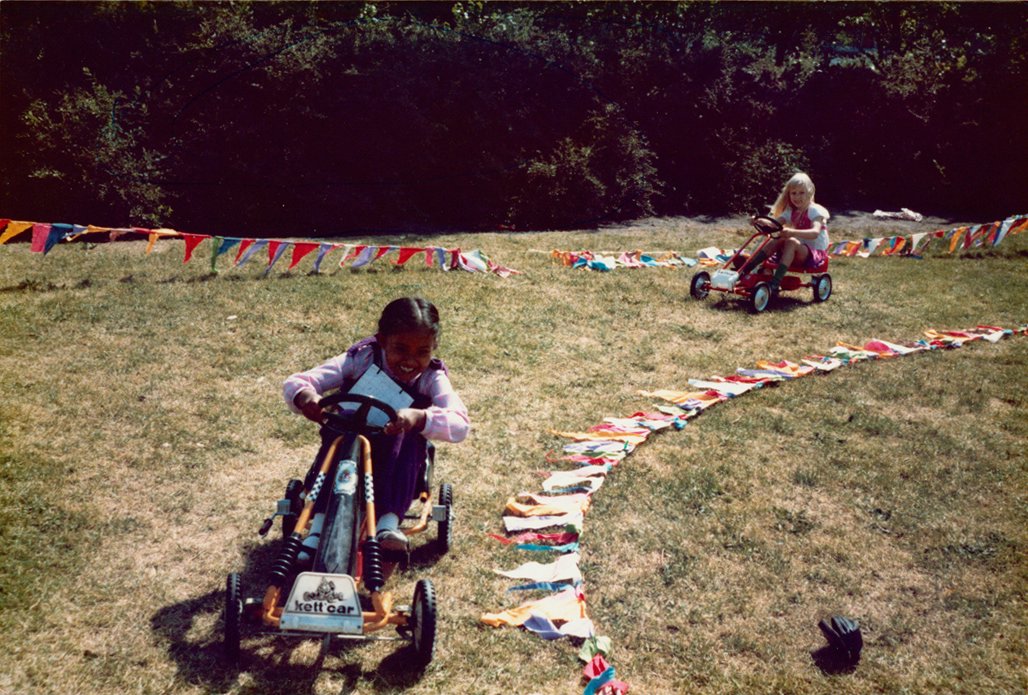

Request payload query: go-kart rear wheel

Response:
[281,478,304,537]
[690,271,711,300]
[750,282,772,313]
[813,274,832,303]
[437,483,454,554]
[410,579,437,667]
[224,573,242,662]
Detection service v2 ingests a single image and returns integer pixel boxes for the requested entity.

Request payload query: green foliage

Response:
[1,1,1025,230]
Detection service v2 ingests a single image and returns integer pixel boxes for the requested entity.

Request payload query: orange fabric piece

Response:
[505,492,591,518]
[481,586,587,628]
[0,221,33,245]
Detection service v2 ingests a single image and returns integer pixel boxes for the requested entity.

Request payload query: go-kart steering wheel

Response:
[317,392,399,436]
[751,215,784,237]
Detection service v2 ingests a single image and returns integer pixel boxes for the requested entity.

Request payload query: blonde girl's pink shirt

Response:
[282,341,470,443]
[776,202,830,251]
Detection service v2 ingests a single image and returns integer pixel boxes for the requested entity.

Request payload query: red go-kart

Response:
[689,215,832,312]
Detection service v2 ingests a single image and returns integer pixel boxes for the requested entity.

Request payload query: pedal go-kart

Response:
[223,393,454,668]
[689,215,832,313]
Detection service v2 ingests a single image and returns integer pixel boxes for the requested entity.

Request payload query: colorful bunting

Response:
[484,322,1024,695]
[550,214,1025,273]
[828,214,1026,259]
[0,217,520,277]
[552,248,698,271]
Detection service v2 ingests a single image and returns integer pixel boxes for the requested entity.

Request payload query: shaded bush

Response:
[1,1,1024,231]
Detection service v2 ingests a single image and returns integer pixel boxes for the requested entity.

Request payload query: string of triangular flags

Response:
[551,249,699,271]
[827,213,1027,258]
[0,218,521,278]
[481,322,1026,695]
[550,214,1027,271]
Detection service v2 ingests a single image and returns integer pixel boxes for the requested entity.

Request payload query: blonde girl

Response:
[739,172,830,292]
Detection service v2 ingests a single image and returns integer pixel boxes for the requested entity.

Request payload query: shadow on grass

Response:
[697,292,815,314]
[150,535,439,693]
[810,645,859,675]
[0,277,94,293]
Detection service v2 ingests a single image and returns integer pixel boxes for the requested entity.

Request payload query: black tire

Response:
[224,573,242,663]
[410,579,437,667]
[282,478,304,537]
[437,483,454,554]
[690,271,711,300]
[813,274,832,303]
[750,282,772,313]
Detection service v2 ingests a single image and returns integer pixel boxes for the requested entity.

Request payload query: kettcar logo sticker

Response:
[293,577,356,615]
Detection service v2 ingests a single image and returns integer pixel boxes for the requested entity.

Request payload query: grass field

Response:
[1,213,1025,695]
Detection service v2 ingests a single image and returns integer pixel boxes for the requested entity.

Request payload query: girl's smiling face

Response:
[380,330,436,381]
[788,184,813,210]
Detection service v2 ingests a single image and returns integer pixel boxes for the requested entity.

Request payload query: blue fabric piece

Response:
[263,242,289,276]
[515,541,581,553]
[583,666,616,695]
[546,484,593,495]
[506,580,577,593]
[311,243,335,273]
[44,223,74,254]
[523,614,564,640]
[215,237,241,256]
[236,239,267,267]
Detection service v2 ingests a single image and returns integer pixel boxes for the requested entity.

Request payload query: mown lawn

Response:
[1,214,1025,695]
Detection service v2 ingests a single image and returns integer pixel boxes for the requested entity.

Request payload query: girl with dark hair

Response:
[283,297,469,552]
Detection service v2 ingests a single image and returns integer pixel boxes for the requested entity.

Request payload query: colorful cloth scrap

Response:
[503,513,584,533]
[495,552,583,584]
[481,585,587,628]
[506,492,592,518]
[552,249,697,271]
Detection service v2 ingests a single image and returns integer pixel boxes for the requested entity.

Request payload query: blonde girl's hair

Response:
[770,172,816,218]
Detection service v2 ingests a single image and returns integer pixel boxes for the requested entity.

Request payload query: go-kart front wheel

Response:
[224,573,242,662]
[437,483,454,554]
[813,274,832,303]
[749,282,772,313]
[690,271,711,300]
[410,579,437,667]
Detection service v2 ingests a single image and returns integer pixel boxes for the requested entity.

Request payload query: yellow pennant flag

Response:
[0,221,34,245]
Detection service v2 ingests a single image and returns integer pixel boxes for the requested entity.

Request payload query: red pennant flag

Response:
[395,247,422,265]
[267,241,283,265]
[234,239,254,264]
[180,233,207,263]
[30,224,52,253]
[288,242,319,270]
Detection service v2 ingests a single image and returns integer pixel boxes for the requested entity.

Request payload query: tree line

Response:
[1,1,1024,234]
